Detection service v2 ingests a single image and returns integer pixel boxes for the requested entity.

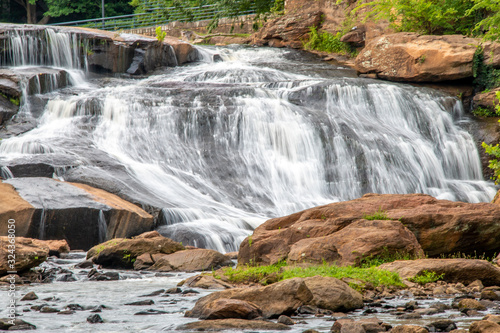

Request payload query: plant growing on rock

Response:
[362,208,390,220]
[407,270,445,285]
[304,26,355,56]
[155,26,166,43]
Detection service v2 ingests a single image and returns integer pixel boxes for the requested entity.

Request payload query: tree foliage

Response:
[353,0,485,35]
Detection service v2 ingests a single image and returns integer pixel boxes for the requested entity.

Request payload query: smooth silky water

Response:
[0,29,498,331]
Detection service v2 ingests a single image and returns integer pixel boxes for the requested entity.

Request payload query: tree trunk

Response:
[26,1,36,24]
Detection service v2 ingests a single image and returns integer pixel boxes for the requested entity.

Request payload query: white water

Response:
[0,32,497,252]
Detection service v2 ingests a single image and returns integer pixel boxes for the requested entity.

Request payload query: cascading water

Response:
[97,210,108,243]
[0,37,496,252]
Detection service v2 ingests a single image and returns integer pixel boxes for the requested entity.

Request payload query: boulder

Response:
[238,194,500,266]
[473,88,500,112]
[469,320,500,333]
[182,275,233,289]
[390,326,429,333]
[43,239,70,257]
[355,33,500,82]
[0,318,36,330]
[0,237,49,276]
[303,276,364,312]
[458,299,486,311]
[87,232,184,269]
[378,259,500,287]
[199,298,262,320]
[251,11,323,49]
[483,315,500,324]
[186,278,313,318]
[177,318,290,331]
[0,178,154,250]
[146,249,233,272]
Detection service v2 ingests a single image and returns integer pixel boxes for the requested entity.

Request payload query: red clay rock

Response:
[42,239,70,257]
[379,259,500,287]
[238,194,500,267]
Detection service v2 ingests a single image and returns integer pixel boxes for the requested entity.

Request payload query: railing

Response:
[49,2,261,31]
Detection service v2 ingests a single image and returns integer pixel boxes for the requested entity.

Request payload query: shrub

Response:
[304,26,355,56]
[155,26,166,43]
[363,208,390,220]
[408,270,444,285]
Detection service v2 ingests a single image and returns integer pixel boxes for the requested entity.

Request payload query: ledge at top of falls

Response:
[0,23,200,74]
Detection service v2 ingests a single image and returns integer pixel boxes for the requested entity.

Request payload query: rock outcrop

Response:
[355,33,500,82]
[0,237,49,276]
[238,193,500,267]
[0,178,154,250]
[473,88,500,112]
[379,259,500,286]
[146,249,233,272]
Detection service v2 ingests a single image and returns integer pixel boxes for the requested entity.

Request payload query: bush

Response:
[353,0,484,35]
[304,26,355,56]
[407,270,444,285]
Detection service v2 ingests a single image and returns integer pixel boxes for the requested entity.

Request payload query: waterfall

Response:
[0,166,14,179]
[39,208,46,240]
[98,210,107,243]
[0,45,496,252]
[0,27,87,69]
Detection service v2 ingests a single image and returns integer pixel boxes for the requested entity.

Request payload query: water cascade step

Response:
[0,26,496,252]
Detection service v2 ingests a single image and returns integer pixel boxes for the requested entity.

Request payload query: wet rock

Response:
[225,251,238,260]
[125,300,154,306]
[0,178,154,251]
[43,240,70,257]
[379,259,500,287]
[391,326,429,333]
[0,318,36,330]
[133,253,154,270]
[182,275,233,289]
[134,309,168,315]
[427,319,457,332]
[177,318,291,331]
[58,310,75,315]
[186,278,313,319]
[21,292,38,301]
[0,237,49,276]
[88,232,183,269]
[75,260,94,269]
[469,320,500,333]
[56,273,77,282]
[166,287,182,294]
[40,306,60,313]
[181,289,199,295]
[397,313,423,320]
[86,314,103,324]
[480,287,500,301]
[304,276,364,312]
[147,249,233,272]
[458,299,486,311]
[65,304,83,311]
[278,315,294,325]
[238,194,500,267]
[88,270,119,281]
[140,289,165,297]
[469,280,485,292]
[199,298,262,320]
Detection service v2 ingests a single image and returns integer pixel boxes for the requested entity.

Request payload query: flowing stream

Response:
[0,29,497,253]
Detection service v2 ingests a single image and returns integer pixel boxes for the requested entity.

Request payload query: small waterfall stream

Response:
[0,30,497,252]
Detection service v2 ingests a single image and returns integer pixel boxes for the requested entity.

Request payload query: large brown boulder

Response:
[186,278,313,319]
[0,178,154,251]
[146,249,233,272]
[177,319,290,331]
[469,320,500,333]
[379,259,500,287]
[391,326,429,333]
[473,88,500,112]
[87,233,184,269]
[303,276,364,312]
[355,33,500,82]
[238,194,500,266]
[0,237,49,276]
[199,298,262,320]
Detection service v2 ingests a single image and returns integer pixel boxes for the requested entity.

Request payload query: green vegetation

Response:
[155,26,166,43]
[352,0,486,36]
[362,208,390,220]
[359,249,422,268]
[408,270,444,285]
[219,261,405,290]
[304,27,355,56]
[482,92,500,183]
[439,251,498,262]
[473,47,500,92]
